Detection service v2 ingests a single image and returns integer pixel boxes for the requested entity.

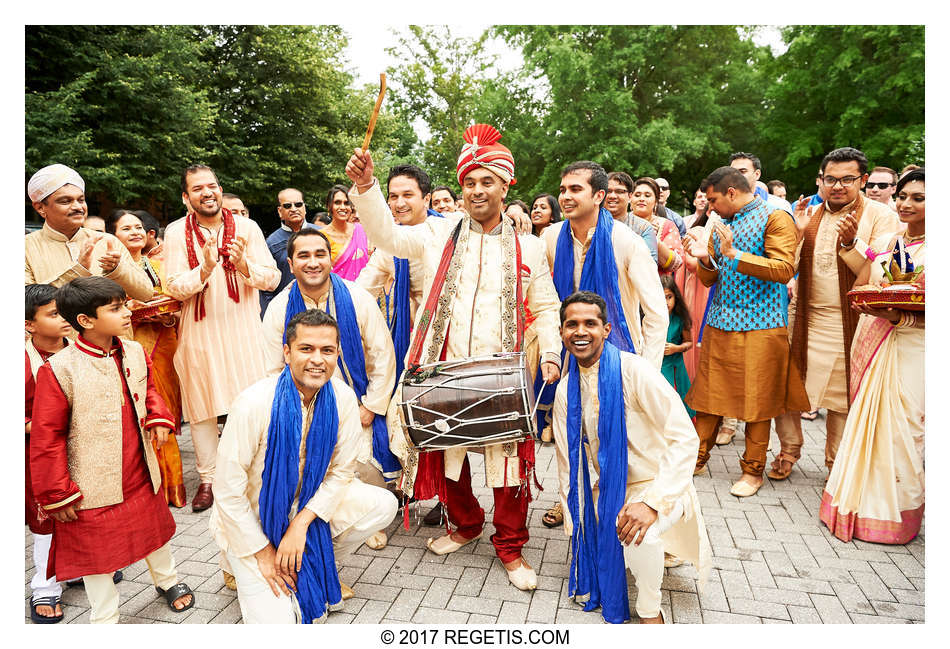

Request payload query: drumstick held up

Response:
[361,73,387,152]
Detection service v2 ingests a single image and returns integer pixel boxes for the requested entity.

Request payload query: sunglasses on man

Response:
[280,201,305,209]
[865,182,895,190]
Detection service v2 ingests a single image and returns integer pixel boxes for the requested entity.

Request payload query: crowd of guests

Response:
[24,133,924,625]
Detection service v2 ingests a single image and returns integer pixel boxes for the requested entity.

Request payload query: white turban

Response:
[27,164,85,202]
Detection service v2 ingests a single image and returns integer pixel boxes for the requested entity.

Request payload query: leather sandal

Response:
[767,454,796,480]
[364,531,388,550]
[730,477,762,498]
[426,531,482,555]
[541,502,563,528]
[155,583,195,612]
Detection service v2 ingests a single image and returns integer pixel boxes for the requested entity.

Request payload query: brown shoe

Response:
[192,483,214,512]
[766,454,796,480]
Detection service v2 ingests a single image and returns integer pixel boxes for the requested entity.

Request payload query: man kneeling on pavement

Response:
[551,291,710,624]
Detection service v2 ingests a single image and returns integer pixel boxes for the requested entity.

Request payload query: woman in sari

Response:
[632,177,685,293]
[321,184,369,280]
[105,209,187,507]
[681,188,715,379]
[820,168,925,544]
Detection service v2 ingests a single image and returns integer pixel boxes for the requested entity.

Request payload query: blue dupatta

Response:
[566,341,630,624]
[259,366,341,623]
[284,275,402,478]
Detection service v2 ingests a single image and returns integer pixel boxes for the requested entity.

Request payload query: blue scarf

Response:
[388,208,441,382]
[259,366,341,623]
[553,208,635,353]
[566,342,630,624]
[284,275,402,478]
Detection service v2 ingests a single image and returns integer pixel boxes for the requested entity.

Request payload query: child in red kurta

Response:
[25,284,74,623]
[29,277,195,623]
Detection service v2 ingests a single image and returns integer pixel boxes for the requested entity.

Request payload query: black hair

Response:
[729,152,761,172]
[431,185,457,202]
[133,210,161,236]
[632,177,662,215]
[820,147,868,175]
[561,161,609,197]
[659,274,691,332]
[530,194,561,235]
[387,165,432,197]
[315,211,331,225]
[105,208,141,235]
[559,291,608,326]
[701,167,751,194]
[325,184,353,214]
[56,277,126,331]
[180,164,217,194]
[607,171,635,193]
[895,167,924,195]
[286,228,332,258]
[26,283,59,320]
[286,308,339,344]
[506,199,530,214]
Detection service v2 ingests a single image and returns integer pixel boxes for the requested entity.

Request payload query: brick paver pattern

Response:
[26,415,924,623]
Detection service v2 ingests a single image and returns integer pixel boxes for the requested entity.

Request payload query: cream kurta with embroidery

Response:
[209,374,362,559]
[261,278,396,465]
[552,351,711,581]
[791,198,899,412]
[541,220,668,369]
[25,223,153,301]
[350,180,562,489]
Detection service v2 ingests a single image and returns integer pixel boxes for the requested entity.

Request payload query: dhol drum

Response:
[398,352,538,450]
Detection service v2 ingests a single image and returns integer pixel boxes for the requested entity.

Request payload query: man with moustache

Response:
[346,124,562,591]
[260,188,325,315]
[26,164,152,301]
[686,166,808,498]
[769,148,899,481]
[163,164,280,512]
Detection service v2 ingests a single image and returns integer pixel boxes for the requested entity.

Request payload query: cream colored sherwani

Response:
[791,197,899,411]
[163,215,281,422]
[25,223,153,301]
[357,216,450,321]
[210,374,395,560]
[261,278,397,466]
[541,220,668,369]
[552,351,711,581]
[349,180,562,489]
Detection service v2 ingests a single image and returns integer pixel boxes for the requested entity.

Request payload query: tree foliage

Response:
[25,25,416,223]
[760,25,925,193]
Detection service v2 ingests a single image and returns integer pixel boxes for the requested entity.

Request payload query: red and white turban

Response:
[456,124,516,186]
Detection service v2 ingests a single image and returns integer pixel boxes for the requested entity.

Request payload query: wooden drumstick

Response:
[361,73,387,152]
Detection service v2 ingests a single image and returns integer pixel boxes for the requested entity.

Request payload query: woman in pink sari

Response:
[820,168,925,544]
[632,177,685,293]
[321,184,369,280]
[681,189,713,379]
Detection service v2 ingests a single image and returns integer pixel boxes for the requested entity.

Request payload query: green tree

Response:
[494,25,773,209]
[26,26,215,210]
[761,25,925,194]
[385,26,498,187]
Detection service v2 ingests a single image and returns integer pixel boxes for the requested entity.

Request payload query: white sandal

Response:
[425,531,482,555]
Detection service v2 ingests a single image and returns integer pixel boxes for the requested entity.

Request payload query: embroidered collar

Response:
[468,214,507,236]
[42,221,85,242]
[75,335,121,358]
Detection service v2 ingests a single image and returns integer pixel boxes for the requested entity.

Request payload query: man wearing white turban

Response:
[25,164,152,301]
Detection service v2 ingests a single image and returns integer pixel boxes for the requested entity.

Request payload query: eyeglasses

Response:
[820,175,863,188]
[865,182,895,190]
[280,201,305,209]
[605,188,629,195]
[657,185,669,191]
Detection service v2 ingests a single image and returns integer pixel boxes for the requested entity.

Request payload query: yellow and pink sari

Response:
[820,241,925,544]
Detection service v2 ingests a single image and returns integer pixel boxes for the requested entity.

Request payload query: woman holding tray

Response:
[106,209,187,507]
[820,168,925,544]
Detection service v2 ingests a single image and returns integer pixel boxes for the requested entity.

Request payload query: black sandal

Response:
[154,583,195,612]
[30,595,64,624]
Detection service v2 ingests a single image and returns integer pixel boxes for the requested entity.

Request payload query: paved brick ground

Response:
[26,413,924,623]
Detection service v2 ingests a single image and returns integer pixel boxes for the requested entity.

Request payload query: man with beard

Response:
[163,164,280,512]
[346,124,562,591]
[260,188,325,315]
[604,171,658,262]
